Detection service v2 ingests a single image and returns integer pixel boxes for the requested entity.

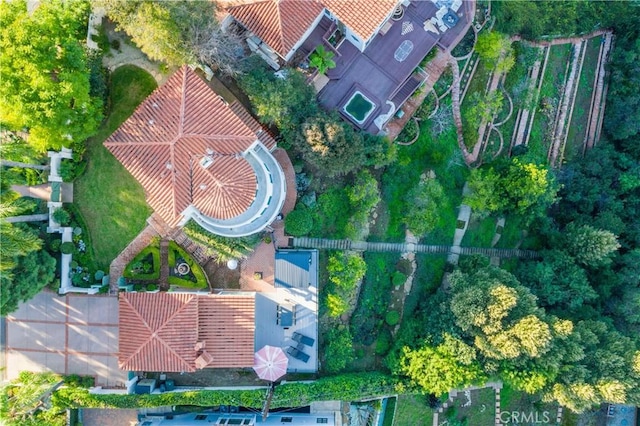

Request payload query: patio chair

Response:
[286,346,310,363]
[292,331,315,347]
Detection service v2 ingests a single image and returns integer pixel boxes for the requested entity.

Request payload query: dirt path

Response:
[449,56,475,165]
[101,22,171,85]
[584,32,613,152]
[549,41,583,166]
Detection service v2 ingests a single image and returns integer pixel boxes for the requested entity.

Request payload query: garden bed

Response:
[123,241,160,280]
[168,241,208,289]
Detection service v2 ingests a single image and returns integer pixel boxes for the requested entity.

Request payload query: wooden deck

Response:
[316,0,474,134]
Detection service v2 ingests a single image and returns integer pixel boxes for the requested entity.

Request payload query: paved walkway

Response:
[433,382,503,426]
[5,291,126,388]
[291,237,538,259]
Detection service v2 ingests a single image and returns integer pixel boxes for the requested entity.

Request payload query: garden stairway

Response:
[291,237,538,259]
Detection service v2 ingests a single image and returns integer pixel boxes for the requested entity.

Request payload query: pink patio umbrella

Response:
[253,345,288,382]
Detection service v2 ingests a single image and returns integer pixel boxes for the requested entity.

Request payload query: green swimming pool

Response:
[344,91,375,124]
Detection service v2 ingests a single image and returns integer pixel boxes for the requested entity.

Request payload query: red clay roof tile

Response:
[229,0,324,58]
[105,66,270,226]
[119,292,256,372]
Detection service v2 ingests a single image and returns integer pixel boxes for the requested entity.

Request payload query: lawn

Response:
[565,37,601,162]
[393,394,434,426]
[74,65,156,270]
[446,387,496,426]
[460,215,496,247]
[499,383,558,425]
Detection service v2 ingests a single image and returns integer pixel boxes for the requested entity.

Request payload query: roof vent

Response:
[152,102,159,109]
[148,119,155,126]
[165,161,173,170]
[199,156,214,169]
[205,148,214,155]
[199,184,207,190]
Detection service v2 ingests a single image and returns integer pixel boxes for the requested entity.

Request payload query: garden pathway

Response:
[291,237,538,259]
[108,225,158,292]
[433,381,503,426]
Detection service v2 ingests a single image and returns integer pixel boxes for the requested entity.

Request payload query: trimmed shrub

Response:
[285,206,313,236]
[53,208,71,225]
[385,311,400,326]
[167,241,207,289]
[49,239,62,252]
[146,283,158,292]
[392,271,407,287]
[94,270,105,281]
[375,329,392,355]
[61,242,76,255]
[123,245,160,280]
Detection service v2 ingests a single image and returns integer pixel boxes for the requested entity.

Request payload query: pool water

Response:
[344,92,375,124]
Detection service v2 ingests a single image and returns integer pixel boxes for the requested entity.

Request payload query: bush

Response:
[167,241,208,289]
[285,205,314,237]
[98,285,109,294]
[385,311,400,326]
[134,284,144,292]
[53,208,71,225]
[123,245,160,280]
[110,38,120,50]
[60,241,76,255]
[375,329,392,355]
[49,239,62,252]
[94,270,105,281]
[146,283,158,291]
[392,271,407,287]
[326,293,349,317]
[322,327,355,374]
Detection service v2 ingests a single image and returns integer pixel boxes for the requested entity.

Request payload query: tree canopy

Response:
[1,250,56,315]
[97,0,243,74]
[0,0,102,151]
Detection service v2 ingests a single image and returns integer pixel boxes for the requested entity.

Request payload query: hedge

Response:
[123,245,160,280]
[51,373,411,410]
[167,241,207,289]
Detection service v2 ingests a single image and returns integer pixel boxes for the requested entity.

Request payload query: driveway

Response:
[5,291,126,388]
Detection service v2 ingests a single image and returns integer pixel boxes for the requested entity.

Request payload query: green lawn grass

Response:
[447,387,496,426]
[499,383,558,426]
[394,394,434,426]
[461,216,497,247]
[565,37,601,162]
[74,65,157,270]
[382,396,396,426]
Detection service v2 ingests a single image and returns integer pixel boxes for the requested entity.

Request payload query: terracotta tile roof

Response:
[119,293,199,372]
[119,293,256,372]
[104,66,265,226]
[322,0,398,41]
[198,294,256,368]
[229,0,324,57]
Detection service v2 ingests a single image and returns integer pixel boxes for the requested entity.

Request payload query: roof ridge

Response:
[119,295,154,369]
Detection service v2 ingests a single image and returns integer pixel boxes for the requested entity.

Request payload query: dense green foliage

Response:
[0,0,102,151]
[404,173,448,236]
[322,327,356,374]
[97,0,242,74]
[51,372,407,409]
[465,158,557,220]
[167,241,208,289]
[0,371,66,426]
[0,250,56,315]
[323,252,366,317]
[284,205,314,236]
[123,244,160,280]
[183,220,258,261]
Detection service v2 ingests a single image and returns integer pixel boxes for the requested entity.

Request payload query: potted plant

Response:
[309,45,336,75]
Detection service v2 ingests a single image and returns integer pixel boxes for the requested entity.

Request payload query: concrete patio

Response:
[5,291,127,388]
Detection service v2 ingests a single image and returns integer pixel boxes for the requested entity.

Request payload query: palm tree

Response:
[309,45,336,75]
[0,180,42,272]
